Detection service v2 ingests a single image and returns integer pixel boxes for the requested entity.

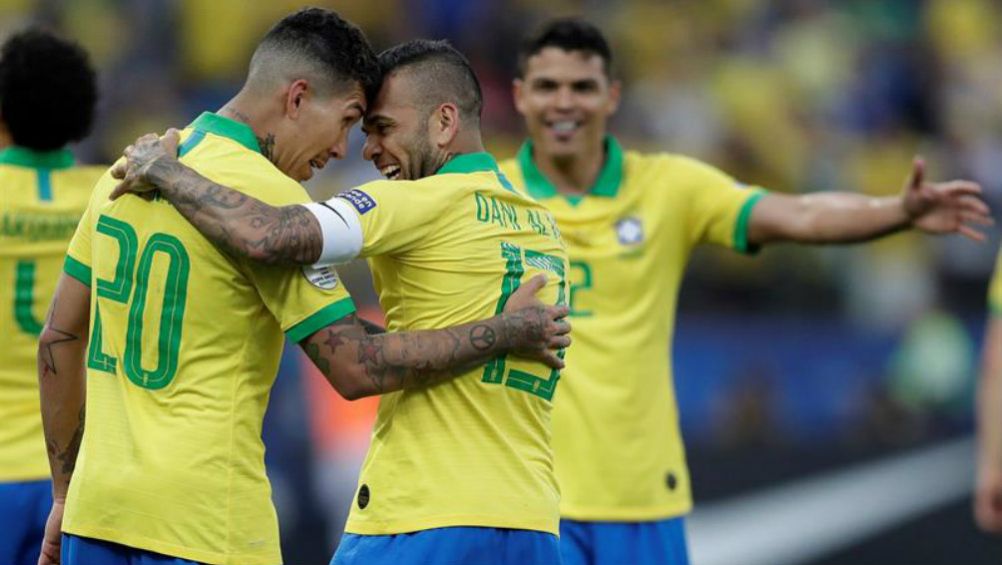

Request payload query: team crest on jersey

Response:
[301,265,339,290]
[338,188,376,215]
[615,216,644,246]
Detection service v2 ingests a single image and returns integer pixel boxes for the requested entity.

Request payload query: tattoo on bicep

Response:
[303,341,331,377]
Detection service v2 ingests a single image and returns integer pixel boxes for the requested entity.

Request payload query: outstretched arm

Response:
[110,130,324,265]
[302,275,571,400]
[976,313,1002,533]
[37,273,90,565]
[747,158,990,247]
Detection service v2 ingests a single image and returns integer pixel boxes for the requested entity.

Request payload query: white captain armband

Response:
[302,198,364,266]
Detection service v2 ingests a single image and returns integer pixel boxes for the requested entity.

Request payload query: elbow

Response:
[331,365,373,401]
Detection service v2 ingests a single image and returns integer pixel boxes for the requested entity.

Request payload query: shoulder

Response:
[182,133,310,206]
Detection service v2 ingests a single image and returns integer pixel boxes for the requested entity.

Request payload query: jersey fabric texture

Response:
[498,137,763,521]
[0,147,103,482]
[61,112,355,565]
[337,153,568,536]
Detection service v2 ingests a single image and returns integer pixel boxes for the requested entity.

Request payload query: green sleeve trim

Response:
[63,255,92,286]
[733,190,766,255]
[990,302,1002,317]
[285,297,356,343]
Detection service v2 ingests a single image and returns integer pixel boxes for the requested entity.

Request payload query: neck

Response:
[440,131,487,167]
[0,124,12,151]
[218,91,278,159]
[534,136,606,195]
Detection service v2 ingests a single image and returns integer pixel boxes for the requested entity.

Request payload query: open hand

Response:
[109,129,181,200]
[902,157,992,241]
[503,274,571,369]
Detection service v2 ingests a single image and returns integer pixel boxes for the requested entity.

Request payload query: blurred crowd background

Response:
[4,0,1001,562]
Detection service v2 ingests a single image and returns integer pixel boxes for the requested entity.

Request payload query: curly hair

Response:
[0,28,97,150]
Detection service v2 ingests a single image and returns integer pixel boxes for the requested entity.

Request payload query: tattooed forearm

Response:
[300,308,560,400]
[145,157,323,264]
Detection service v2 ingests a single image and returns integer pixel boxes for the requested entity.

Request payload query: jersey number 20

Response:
[86,215,190,390]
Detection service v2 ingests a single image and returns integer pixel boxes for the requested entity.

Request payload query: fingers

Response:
[163,128,181,154]
[932,180,983,199]
[960,210,994,226]
[957,224,987,242]
[538,350,565,370]
[546,304,570,321]
[907,156,925,190]
[522,274,548,296]
[109,180,132,201]
[548,335,571,349]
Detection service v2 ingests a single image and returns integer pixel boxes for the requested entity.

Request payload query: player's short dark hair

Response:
[252,7,380,102]
[0,28,97,151]
[517,18,613,78]
[378,39,483,126]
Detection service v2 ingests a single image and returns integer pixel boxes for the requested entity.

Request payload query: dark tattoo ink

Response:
[257,133,276,163]
[470,324,497,350]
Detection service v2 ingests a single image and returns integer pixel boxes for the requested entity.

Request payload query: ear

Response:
[431,102,460,148]
[284,79,310,119]
[512,79,527,116]
[606,79,622,115]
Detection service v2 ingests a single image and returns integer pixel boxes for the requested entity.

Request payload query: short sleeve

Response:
[989,249,1002,315]
[64,196,96,286]
[681,157,765,254]
[243,261,356,343]
[336,179,440,257]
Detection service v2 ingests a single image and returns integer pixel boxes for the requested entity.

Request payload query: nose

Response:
[554,86,573,111]
[362,136,381,162]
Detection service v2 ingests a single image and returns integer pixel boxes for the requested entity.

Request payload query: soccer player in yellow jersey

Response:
[975,250,1002,534]
[37,12,568,565]
[0,29,100,565]
[495,18,990,565]
[112,40,570,565]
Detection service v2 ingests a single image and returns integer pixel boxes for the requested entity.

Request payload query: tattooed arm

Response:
[110,130,324,265]
[37,273,90,565]
[302,275,571,400]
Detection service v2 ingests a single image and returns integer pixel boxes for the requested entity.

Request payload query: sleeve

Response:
[989,249,1002,316]
[63,198,96,287]
[334,180,440,257]
[244,260,357,343]
[681,156,766,254]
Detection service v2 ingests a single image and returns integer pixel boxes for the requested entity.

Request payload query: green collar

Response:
[517,135,624,202]
[0,146,74,169]
[189,112,261,154]
[436,152,500,175]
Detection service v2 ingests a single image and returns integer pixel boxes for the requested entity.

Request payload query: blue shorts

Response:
[559,517,689,565]
[0,479,51,565]
[332,527,560,565]
[61,534,201,565]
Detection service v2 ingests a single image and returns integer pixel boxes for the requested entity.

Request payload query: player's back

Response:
[62,113,353,565]
[341,152,568,535]
[0,147,102,482]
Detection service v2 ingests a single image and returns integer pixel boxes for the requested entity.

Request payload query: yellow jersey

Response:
[990,249,1002,314]
[499,137,763,521]
[0,147,103,482]
[341,152,568,535]
[62,112,355,565]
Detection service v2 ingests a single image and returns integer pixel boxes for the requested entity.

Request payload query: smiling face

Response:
[514,47,620,161]
[361,70,438,181]
[275,81,366,182]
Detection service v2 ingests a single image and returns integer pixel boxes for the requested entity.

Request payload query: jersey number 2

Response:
[86,215,190,390]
